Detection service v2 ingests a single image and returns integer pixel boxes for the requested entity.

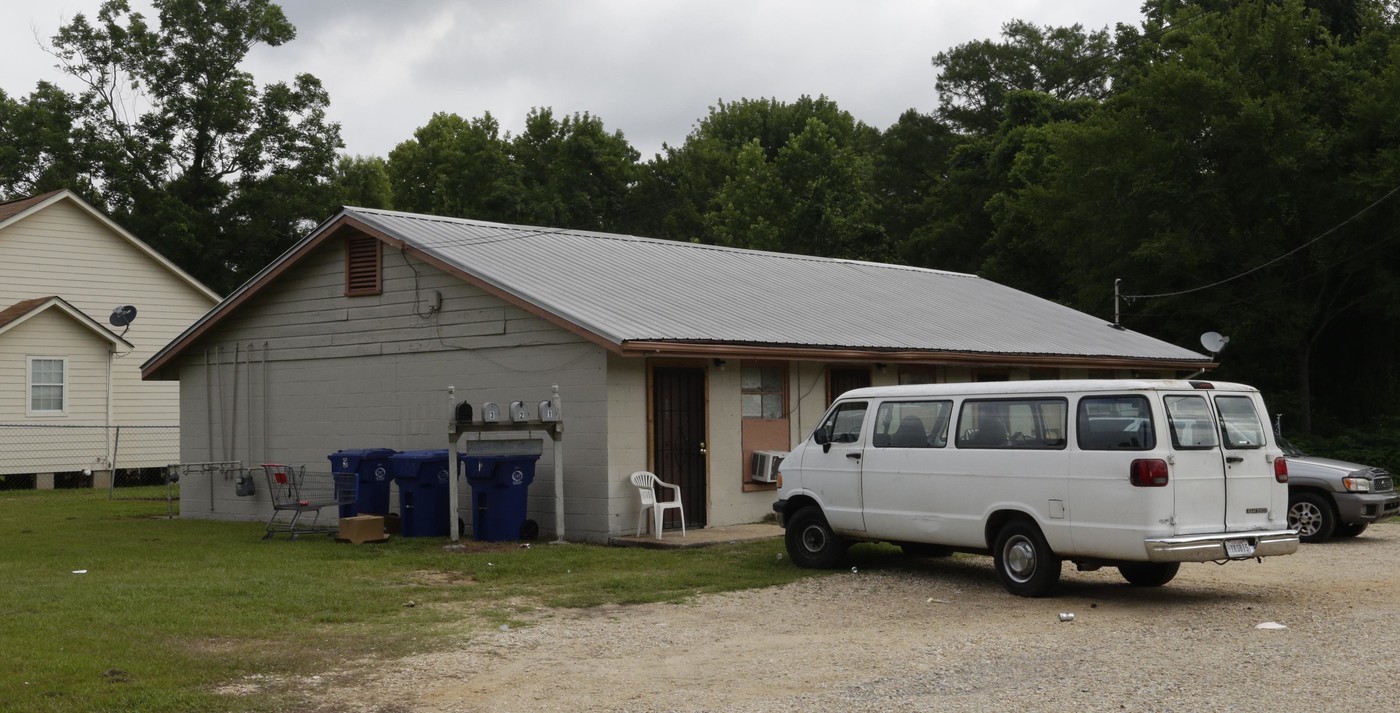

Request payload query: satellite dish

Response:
[1200,331,1229,354]
[109,305,138,328]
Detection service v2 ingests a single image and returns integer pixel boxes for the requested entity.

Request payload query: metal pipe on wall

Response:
[205,349,214,512]
[245,343,253,467]
[262,341,269,464]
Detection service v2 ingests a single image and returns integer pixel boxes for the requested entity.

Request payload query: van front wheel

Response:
[993,521,1061,597]
[785,506,847,569]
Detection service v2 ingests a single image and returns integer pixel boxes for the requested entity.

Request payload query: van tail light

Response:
[1274,457,1288,483]
[1130,459,1170,487]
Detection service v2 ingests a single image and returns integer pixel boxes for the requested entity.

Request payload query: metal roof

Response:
[143,207,1209,379]
[347,208,1206,362]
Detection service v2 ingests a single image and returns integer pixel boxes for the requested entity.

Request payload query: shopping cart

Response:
[260,464,356,540]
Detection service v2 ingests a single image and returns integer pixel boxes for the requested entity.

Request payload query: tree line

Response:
[2,0,1398,437]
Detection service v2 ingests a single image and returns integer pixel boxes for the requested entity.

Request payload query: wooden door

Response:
[652,366,707,528]
[828,367,873,404]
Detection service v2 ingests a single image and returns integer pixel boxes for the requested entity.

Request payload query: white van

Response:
[772,379,1299,597]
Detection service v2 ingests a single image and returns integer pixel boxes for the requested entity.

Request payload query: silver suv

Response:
[1280,436,1399,542]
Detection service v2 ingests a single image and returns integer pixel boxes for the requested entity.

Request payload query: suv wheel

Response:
[1288,491,1336,543]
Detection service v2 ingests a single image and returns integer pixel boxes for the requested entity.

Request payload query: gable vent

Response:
[345,235,382,296]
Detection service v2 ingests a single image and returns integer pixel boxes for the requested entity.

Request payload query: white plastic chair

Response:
[630,471,686,539]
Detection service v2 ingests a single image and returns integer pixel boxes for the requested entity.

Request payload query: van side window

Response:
[872,400,952,448]
[1077,396,1155,450]
[955,398,1067,449]
[1214,395,1265,449]
[815,401,867,444]
[1164,395,1219,449]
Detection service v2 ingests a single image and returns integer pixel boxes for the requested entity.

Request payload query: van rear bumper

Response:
[1144,529,1299,562]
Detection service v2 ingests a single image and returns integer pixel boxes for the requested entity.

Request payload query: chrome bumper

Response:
[1144,529,1299,562]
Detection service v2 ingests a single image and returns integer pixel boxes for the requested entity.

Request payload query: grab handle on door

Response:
[846,452,862,460]
[1226,456,1244,463]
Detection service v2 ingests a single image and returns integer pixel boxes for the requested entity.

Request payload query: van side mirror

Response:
[813,429,833,453]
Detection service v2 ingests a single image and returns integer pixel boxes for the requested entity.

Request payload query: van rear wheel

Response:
[785,506,847,569]
[1118,562,1180,587]
[992,521,1061,597]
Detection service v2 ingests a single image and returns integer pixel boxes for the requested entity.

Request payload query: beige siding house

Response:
[0,191,220,485]
[145,207,1211,542]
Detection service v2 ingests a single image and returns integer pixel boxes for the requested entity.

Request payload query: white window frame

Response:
[27,356,68,416]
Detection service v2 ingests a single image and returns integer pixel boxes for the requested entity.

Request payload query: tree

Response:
[932,19,1115,134]
[327,154,393,210]
[508,108,640,230]
[49,0,342,292]
[988,0,1400,430]
[623,96,881,249]
[0,83,102,200]
[386,111,518,220]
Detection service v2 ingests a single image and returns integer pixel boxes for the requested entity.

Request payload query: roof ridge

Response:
[346,206,976,279]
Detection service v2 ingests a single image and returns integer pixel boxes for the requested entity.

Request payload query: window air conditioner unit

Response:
[750,450,787,483]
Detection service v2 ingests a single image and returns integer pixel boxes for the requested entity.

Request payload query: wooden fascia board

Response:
[618,340,1214,371]
[342,216,626,354]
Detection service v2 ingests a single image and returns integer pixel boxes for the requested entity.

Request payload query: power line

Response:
[1123,184,1400,301]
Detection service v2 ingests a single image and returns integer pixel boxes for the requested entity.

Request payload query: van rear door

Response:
[1212,393,1279,532]
[1162,393,1227,535]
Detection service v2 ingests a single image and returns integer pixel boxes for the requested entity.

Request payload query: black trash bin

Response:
[388,449,452,537]
[328,448,397,518]
[460,442,542,542]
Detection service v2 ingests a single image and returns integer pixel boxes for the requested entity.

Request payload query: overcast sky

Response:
[1,1,1145,160]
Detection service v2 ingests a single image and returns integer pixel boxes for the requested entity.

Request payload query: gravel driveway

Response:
[306,524,1400,712]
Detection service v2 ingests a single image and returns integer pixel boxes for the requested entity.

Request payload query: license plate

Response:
[1224,539,1254,558]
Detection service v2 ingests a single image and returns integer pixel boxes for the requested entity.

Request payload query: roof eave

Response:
[617,340,1213,371]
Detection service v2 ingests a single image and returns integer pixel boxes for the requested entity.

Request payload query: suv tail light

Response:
[1130,459,1169,487]
[1274,457,1289,483]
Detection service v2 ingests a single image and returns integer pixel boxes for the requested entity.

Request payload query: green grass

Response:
[0,489,823,713]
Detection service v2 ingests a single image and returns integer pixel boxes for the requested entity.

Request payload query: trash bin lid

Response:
[330,447,397,458]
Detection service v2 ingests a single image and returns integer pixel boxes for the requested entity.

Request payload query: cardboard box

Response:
[336,515,389,544]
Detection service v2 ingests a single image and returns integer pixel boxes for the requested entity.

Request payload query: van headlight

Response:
[1342,475,1372,492]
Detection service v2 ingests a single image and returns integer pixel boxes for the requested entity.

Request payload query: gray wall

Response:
[173,233,615,540]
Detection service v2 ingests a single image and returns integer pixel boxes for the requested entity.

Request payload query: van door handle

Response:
[1226,456,1243,463]
[846,453,862,460]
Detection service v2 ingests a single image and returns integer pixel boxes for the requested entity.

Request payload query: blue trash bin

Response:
[328,448,398,518]
[460,452,541,541]
[389,449,452,537]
